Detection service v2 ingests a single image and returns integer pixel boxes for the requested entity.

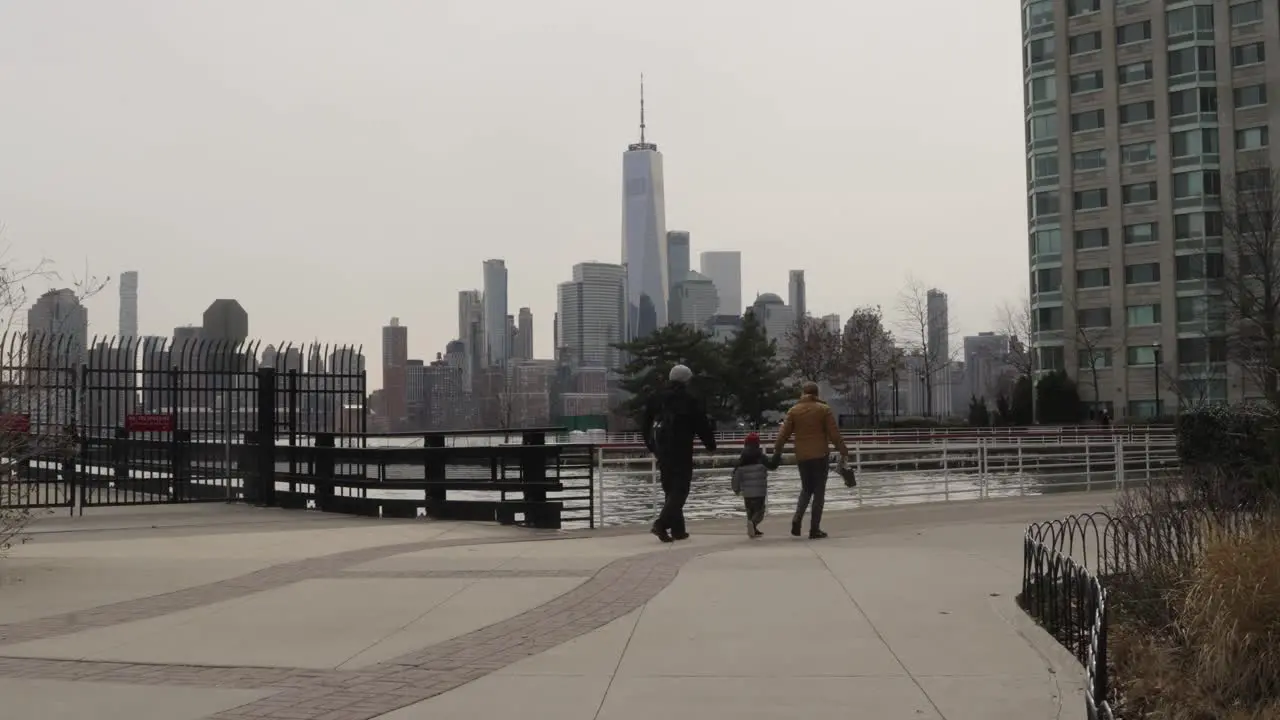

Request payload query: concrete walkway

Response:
[0,495,1102,719]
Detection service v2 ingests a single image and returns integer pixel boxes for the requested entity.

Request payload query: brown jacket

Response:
[773,393,849,462]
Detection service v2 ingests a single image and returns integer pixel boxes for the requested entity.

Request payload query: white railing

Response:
[590,436,1180,528]
[586,424,1174,448]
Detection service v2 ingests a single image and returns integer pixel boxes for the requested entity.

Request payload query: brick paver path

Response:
[0,533,719,720]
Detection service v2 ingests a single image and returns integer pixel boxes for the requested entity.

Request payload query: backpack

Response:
[651,401,679,455]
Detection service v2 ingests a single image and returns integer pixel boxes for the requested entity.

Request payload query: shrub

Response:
[1176,404,1280,510]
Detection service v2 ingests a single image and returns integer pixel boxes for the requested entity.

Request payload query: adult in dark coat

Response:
[641,364,717,542]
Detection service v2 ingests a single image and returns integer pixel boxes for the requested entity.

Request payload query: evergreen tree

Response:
[995,393,1015,426]
[724,310,791,427]
[967,396,990,426]
[1036,370,1084,424]
[613,324,731,425]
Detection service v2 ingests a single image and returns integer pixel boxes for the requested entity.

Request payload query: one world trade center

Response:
[622,76,667,340]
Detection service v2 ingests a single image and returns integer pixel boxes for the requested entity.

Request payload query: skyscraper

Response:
[788,270,807,319]
[557,262,626,369]
[201,299,248,343]
[482,259,508,367]
[381,317,408,430]
[622,77,667,339]
[927,289,951,417]
[26,288,89,367]
[670,271,719,329]
[750,294,796,353]
[515,307,534,360]
[119,271,138,339]
[665,230,690,323]
[457,289,484,386]
[699,251,742,315]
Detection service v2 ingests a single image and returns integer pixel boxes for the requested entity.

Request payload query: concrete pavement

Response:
[0,494,1105,719]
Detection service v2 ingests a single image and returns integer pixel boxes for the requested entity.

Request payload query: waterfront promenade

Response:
[0,496,1103,719]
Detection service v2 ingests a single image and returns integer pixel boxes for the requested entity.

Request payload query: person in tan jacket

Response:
[772,381,849,539]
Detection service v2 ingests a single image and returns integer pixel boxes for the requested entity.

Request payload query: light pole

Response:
[1151,341,1162,419]
[890,358,900,422]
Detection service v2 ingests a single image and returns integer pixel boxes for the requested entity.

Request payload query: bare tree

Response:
[996,295,1038,422]
[1219,158,1280,404]
[784,316,841,383]
[1063,294,1113,415]
[836,306,895,424]
[896,276,957,418]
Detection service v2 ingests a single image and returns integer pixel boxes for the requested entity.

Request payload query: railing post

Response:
[594,446,606,528]
[1116,438,1126,492]
[942,440,950,501]
[1144,432,1151,481]
[1018,438,1026,495]
[424,433,446,515]
[314,432,335,511]
[254,367,278,507]
[978,438,987,499]
[1085,440,1092,491]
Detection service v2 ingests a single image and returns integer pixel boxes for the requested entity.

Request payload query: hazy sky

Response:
[2,1,1028,389]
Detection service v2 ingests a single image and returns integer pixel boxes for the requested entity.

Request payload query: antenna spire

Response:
[640,73,647,144]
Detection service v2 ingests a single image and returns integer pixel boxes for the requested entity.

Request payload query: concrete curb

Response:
[993,594,1087,720]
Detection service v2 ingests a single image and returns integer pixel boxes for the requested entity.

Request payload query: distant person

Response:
[642,364,716,543]
[731,431,780,538]
[772,381,849,539]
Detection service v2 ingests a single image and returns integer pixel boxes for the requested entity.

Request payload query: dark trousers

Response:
[743,496,766,525]
[654,463,693,535]
[793,457,829,531]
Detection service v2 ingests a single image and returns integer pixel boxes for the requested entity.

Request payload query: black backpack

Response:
[651,401,679,455]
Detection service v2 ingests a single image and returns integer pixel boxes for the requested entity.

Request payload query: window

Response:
[1168,46,1216,76]
[1171,128,1219,157]
[1230,1,1262,26]
[1127,304,1162,326]
[1070,31,1102,55]
[1233,42,1266,67]
[1178,336,1227,364]
[1118,61,1153,85]
[1031,190,1059,217]
[1077,268,1111,289]
[1075,227,1110,250]
[1128,400,1160,419]
[1170,87,1218,117]
[1176,253,1224,280]
[1126,346,1158,366]
[1236,168,1271,191]
[1030,152,1059,179]
[1116,21,1152,46]
[1173,170,1222,199]
[1028,75,1056,103]
[1123,182,1157,204]
[1068,0,1099,16]
[1167,6,1215,36]
[1077,307,1112,327]
[1122,141,1156,164]
[1032,229,1061,255]
[1234,84,1267,109]
[1174,212,1223,239]
[1035,306,1063,331]
[1236,126,1269,150]
[1078,348,1112,370]
[1124,222,1157,244]
[1027,37,1055,65]
[1072,109,1105,132]
[1177,296,1208,322]
[1074,149,1106,171]
[1070,71,1104,94]
[1125,262,1161,284]
[1034,267,1062,293]
[1041,346,1066,370]
[1028,112,1058,142]
[1119,101,1155,125]
[1074,188,1108,211]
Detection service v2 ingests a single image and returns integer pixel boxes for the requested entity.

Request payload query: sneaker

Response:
[746,518,756,538]
[790,520,802,537]
[651,527,673,543]
[808,529,828,540]
[671,531,690,541]
[753,524,763,536]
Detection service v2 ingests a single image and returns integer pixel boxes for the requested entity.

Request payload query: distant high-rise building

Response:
[482,259,509,367]
[821,313,841,335]
[457,289,484,387]
[86,340,137,429]
[119,271,138,339]
[665,230,690,322]
[201,299,248,343]
[381,317,408,431]
[670,271,719,329]
[622,77,667,339]
[26,288,89,365]
[140,335,168,411]
[927,289,951,417]
[704,314,743,343]
[699,251,742,315]
[788,270,806,319]
[406,358,426,427]
[515,307,534,360]
[557,262,626,369]
[749,294,796,354]
[963,332,1011,407]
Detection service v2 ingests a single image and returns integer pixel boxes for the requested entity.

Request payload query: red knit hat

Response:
[744,432,760,445]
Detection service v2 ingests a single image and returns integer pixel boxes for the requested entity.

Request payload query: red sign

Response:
[0,413,30,433]
[126,414,174,433]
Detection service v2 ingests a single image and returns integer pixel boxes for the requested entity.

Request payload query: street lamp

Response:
[890,357,900,422]
[1151,340,1162,419]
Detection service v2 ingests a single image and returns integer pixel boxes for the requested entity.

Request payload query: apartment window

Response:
[1234,84,1267,109]
[1119,101,1155,125]
[1236,126,1269,150]
[1035,306,1064,331]
[1071,109,1105,133]
[1123,182,1158,205]
[1170,87,1218,117]
[1176,253,1224,280]
[1078,348,1112,369]
[1028,75,1056,103]
[1070,70,1104,94]
[1116,21,1152,46]
[1032,229,1062,255]
[1173,170,1222,199]
[1127,304,1162,326]
[1075,227,1110,250]
[1167,6,1215,36]
[1073,149,1106,171]
[1024,0,1053,32]
[1122,141,1156,164]
[1237,167,1271,192]
[1028,113,1058,142]
[1077,268,1111,289]
[1168,46,1216,76]
[1027,37,1055,65]
[1034,267,1062,293]
[1030,152,1059,180]
[1178,336,1228,364]
[1074,188,1108,211]
[1233,42,1266,67]
[1126,346,1158,366]
[1070,31,1102,55]
[1177,296,1209,322]
[1118,61,1153,85]
[1031,190,1060,218]
[1068,0,1100,16]
[1125,262,1161,284]
[1077,307,1112,328]
[1171,128,1219,157]
[1124,222,1158,245]
[1230,1,1262,26]
[1174,212,1223,239]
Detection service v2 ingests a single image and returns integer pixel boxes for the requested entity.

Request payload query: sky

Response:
[1,0,1029,390]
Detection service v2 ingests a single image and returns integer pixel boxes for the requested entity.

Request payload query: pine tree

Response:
[613,324,730,425]
[724,311,791,427]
